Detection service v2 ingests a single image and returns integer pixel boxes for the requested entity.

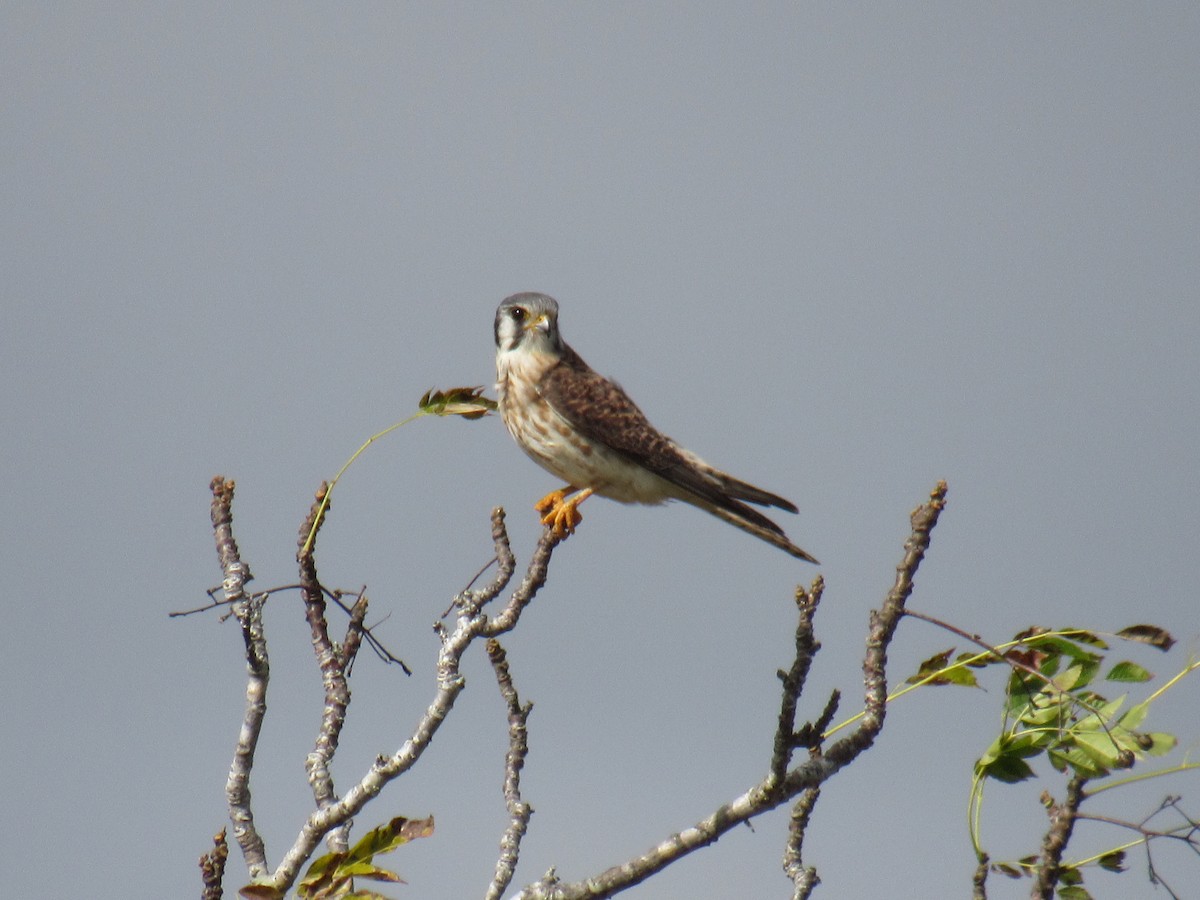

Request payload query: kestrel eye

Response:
[510,307,526,322]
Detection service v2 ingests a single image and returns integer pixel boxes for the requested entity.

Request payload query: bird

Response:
[493,292,819,563]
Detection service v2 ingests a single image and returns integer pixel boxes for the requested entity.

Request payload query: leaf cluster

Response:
[241,816,435,900]
[975,626,1176,785]
[911,623,1193,898]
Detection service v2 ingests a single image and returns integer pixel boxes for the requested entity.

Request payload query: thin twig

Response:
[770,578,824,785]
[172,582,410,674]
[482,521,557,634]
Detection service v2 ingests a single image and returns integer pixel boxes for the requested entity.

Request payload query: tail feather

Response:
[690,496,820,564]
[708,471,800,513]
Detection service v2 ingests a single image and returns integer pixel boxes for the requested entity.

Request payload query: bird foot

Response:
[536,487,594,539]
[534,487,573,516]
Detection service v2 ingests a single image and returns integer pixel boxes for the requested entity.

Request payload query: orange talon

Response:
[540,488,594,538]
[534,486,573,516]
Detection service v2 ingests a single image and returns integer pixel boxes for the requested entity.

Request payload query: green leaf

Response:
[1024,634,1104,664]
[1057,884,1092,899]
[1074,694,1125,731]
[1072,731,1121,769]
[1115,624,1175,651]
[1051,664,1085,693]
[1019,697,1068,728]
[1142,732,1178,756]
[991,862,1026,879]
[1106,660,1152,683]
[1097,850,1126,873]
[346,815,435,865]
[1004,730,1053,758]
[907,648,979,686]
[1057,865,1083,886]
[1056,628,1110,649]
[337,861,405,883]
[956,650,996,669]
[1048,745,1107,778]
[1107,715,1151,756]
[1118,700,1149,731]
[299,816,434,899]
[978,751,1037,783]
[1071,658,1102,691]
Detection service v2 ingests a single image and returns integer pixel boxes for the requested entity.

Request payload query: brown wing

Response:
[540,344,797,528]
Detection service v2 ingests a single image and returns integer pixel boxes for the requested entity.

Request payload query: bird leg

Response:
[536,487,594,538]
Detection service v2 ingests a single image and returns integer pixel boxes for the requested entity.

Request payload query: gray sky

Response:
[4,5,1199,899]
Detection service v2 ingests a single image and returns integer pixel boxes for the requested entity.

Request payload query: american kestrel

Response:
[494,293,818,563]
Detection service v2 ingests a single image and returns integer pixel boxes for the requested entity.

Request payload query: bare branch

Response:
[211,476,270,878]
[971,852,989,899]
[297,482,355,854]
[1033,774,1088,898]
[1071,797,1200,900]
[485,638,535,900]
[482,523,560,635]
[199,828,228,900]
[770,578,824,785]
[827,481,947,767]
[782,788,821,899]
[256,507,560,895]
[514,482,950,899]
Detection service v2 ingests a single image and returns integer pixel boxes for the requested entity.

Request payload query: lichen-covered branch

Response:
[783,788,821,900]
[297,483,359,854]
[1033,774,1087,898]
[484,638,534,900]
[199,828,228,900]
[771,579,824,785]
[211,476,269,878]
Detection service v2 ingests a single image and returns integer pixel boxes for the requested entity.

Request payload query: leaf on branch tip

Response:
[298,816,435,899]
[907,649,980,687]
[1005,646,1048,672]
[977,750,1037,783]
[990,861,1027,879]
[418,387,497,419]
[1056,885,1092,899]
[1105,660,1152,683]
[347,815,435,861]
[1142,732,1178,756]
[1056,628,1109,649]
[1115,624,1175,651]
[1048,745,1108,778]
[1071,731,1122,770]
[1097,850,1126,873]
[1058,866,1084,887]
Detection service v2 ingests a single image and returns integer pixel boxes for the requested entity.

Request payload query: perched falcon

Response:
[494,292,818,563]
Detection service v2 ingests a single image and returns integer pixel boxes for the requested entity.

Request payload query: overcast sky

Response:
[4,5,1199,899]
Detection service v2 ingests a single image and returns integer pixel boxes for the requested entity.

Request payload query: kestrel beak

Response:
[524,313,551,334]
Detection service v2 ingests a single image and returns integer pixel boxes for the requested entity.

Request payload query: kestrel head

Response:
[495,293,564,356]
